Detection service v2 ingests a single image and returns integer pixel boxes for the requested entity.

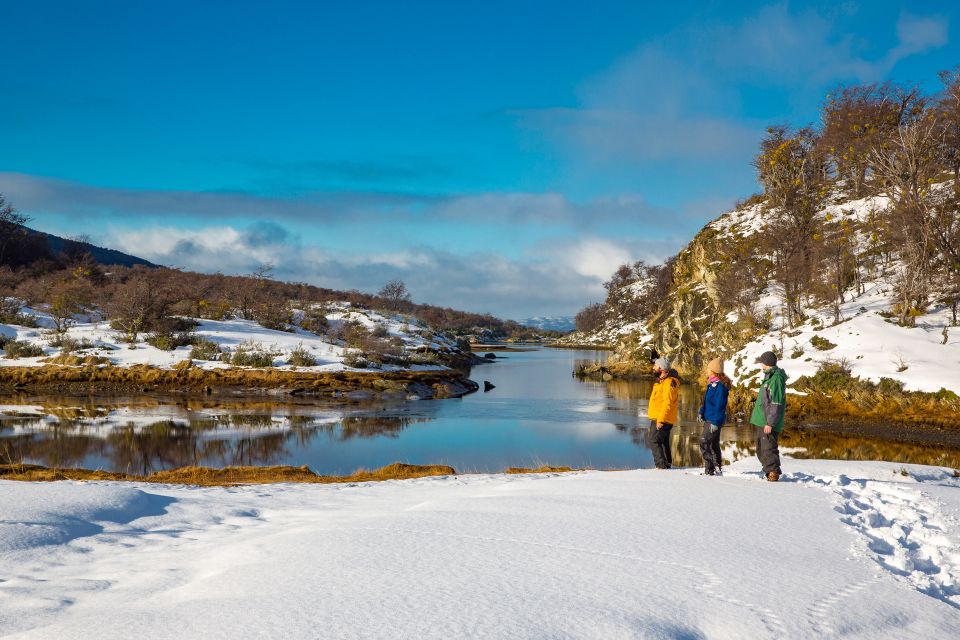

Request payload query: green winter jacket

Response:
[750,366,787,432]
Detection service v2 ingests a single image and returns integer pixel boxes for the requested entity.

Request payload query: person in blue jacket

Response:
[698,358,731,476]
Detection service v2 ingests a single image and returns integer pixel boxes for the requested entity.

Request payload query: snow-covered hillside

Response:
[710,193,960,392]
[564,319,649,347]
[577,188,960,393]
[0,301,464,373]
[2,458,959,638]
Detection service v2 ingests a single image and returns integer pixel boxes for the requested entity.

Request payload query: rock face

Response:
[608,203,769,375]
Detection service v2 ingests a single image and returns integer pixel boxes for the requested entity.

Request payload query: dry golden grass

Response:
[39,354,111,366]
[505,465,576,474]
[550,343,615,351]
[728,386,960,431]
[0,364,470,396]
[0,462,457,486]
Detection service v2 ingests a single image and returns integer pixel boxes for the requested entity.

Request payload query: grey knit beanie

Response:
[654,357,670,371]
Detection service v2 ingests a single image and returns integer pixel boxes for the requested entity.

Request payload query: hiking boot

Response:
[766,471,780,482]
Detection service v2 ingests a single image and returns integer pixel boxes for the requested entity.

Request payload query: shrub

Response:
[336,319,371,348]
[287,343,317,367]
[877,377,905,395]
[0,298,38,327]
[893,354,909,372]
[342,351,371,368]
[108,274,178,342]
[299,308,329,335]
[189,339,222,361]
[790,346,805,359]
[935,388,960,403]
[409,349,441,365]
[795,358,862,393]
[146,331,197,351]
[734,192,765,209]
[230,343,275,367]
[4,340,44,359]
[198,299,234,321]
[55,335,95,352]
[371,324,390,338]
[810,335,837,351]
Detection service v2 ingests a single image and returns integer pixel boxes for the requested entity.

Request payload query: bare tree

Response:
[754,126,830,326]
[820,83,925,197]
[108,274,176,342]
[870,114,945,325]
[378,279,411,311]
[574,303,606,333]
[0,194,28,267]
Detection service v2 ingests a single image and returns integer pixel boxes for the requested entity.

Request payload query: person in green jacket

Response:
[750,351,787,482]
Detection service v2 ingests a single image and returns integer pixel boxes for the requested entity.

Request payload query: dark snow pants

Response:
[699,422,722,474]
[756,429,781,475]
[648,421,673,469]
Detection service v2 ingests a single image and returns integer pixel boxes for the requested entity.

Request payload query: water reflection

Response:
[2,348,960,474]
[0,398,431,475]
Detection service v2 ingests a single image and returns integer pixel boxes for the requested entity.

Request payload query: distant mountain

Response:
[519,316,575,332]
[28,227,156,268]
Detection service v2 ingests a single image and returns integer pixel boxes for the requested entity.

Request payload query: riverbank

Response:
[2,458,958,638]
[0,462,579,485]
[0,365,479,400]
[548,342,615,351]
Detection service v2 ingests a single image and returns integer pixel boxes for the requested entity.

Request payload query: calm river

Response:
[2,347,959,473]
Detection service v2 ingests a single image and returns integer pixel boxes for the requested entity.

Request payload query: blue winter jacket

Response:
[699,379,730,426]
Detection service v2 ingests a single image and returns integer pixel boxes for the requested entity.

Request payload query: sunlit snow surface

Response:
[2,458,959,639]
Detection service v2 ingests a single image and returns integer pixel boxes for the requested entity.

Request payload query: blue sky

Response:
[1,0,958,318]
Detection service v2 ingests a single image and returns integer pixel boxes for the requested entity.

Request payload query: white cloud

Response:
[105,225,678,318]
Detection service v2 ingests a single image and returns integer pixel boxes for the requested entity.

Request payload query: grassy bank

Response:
[0,462,580,486]
[573,360,652,380]
[547,343,615,351]
[0,364,477,399]
[728,372,960,434]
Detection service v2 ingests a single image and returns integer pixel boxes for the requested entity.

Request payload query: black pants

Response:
[699,422,722,474]
[756,429,781,475]
[648,421,673,469]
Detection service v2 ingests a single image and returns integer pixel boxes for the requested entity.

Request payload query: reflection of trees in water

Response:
[1,417,321,474]
[321,416,428,441]
[2,409,432,473]
[1,428,107,469]
[781,428,960,468]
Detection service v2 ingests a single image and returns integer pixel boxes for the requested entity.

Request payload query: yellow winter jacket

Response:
[647,372,680,425]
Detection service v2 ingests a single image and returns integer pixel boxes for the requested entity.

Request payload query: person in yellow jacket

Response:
[647,356,680,469]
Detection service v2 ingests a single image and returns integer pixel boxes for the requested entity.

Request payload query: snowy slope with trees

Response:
[1,458,959,638]
[0,300,464,373]
[572,74,960,394]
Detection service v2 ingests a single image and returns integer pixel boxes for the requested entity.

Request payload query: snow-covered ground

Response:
[715,192,960,392]
[0,302,460,373]
[2,458,959,639]
[732,278,960,392]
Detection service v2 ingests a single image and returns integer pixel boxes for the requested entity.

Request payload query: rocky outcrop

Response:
[608,205,768,376]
